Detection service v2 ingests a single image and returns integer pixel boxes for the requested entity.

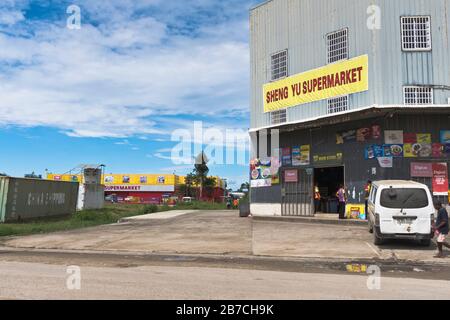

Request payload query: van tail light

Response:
[375,213,380,226]
[431,213,435,225]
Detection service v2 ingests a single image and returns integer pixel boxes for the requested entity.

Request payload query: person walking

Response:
[433,201,449,258]
[336,185,347,220]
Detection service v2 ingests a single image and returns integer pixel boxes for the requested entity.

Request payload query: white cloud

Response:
[0,0,252,138]
[0,10,25,25]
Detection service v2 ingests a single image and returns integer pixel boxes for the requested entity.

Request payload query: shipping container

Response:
[0,177,79,223]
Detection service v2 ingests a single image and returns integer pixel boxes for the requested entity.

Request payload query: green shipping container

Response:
[0,177,79,223]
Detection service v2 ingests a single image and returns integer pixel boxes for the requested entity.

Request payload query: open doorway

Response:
[314,166,345,214]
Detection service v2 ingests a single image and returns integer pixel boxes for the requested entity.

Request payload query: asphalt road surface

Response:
[0,260,449,300]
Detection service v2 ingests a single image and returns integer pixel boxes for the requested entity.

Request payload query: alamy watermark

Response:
[169,122,280,166]
[67,5,81,30]
[66,265,81,290]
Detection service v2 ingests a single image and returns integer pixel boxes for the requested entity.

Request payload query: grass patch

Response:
[0,204,161,238]
[0,201,226,238]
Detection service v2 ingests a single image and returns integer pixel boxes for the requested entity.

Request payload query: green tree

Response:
[203,177,217,198]
[193,152,209,199]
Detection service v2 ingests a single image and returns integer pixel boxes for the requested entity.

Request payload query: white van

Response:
[367,180,434,246]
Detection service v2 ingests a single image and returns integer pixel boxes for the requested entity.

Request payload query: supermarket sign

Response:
[263,55,369,113]
[105,185,175,192]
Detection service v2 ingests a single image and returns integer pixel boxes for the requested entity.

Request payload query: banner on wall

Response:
[281,148,292,167]
[250,159,273,188]
[432,163,449,196]
[377,157,393,168]
[284,170,298,183]
[263,55,369,113]
[440,131,450,144]
[411,162,433,177]
[292,145,311,166]
[384,130,403,144]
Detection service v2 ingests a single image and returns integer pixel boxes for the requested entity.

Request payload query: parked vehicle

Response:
[367,180,434,246]
[182,197,193,203]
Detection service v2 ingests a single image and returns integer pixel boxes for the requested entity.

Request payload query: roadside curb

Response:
[252,215,367,226]
[1,246,449,269]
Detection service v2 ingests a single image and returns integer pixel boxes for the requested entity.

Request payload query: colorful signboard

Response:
[284,170,298,183]
[346,204,366,220]
[250,159,273,188]
[377,157,393,168]
[104,185,175,192]
[263,55,369,113]
[432,163,449,196]
[313,152,343,165]
[440,131,450,144]
[281,147,292,166]
[292,145,311,166]
[410,162,433,177]
[384,130,403,144]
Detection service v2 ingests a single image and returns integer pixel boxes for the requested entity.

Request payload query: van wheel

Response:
[374,229,384,245]
[419,239,431,247]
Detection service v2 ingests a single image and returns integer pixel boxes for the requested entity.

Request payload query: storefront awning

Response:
[249,105,450,133]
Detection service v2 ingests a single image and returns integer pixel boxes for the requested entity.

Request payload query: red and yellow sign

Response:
[263,55,369,113]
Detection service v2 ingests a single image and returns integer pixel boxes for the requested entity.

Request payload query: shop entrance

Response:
[314,166,345,214]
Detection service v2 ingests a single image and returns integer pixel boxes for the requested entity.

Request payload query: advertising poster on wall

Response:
[281,147,292,166]
[432,143,445,158]
[411,162,433,178]
[357,128,371,142]
[292,145,311,166]
[432,163,449,196]
[377,157,393,168]
[284,170,298,183]
[383,144,404,157]
[384,130,403,144]
[417,133,432,144]
[271,150,281,185]
[250,159,272,188]
[440,131,450,144]
[371,125,381,140]
[365,145,384,159]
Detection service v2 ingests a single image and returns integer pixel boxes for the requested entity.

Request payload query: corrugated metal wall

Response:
[251,112,450,204]
[250,0,450,129]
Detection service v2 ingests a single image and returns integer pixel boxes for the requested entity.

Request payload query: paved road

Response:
[0,261,448,300]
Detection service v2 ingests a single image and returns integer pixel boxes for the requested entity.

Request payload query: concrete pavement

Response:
[0,260,448,300]
[2,210,447,265]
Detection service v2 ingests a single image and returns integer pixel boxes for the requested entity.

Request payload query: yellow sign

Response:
[263,55,369,113]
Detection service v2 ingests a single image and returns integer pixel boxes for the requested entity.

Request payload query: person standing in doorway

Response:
[336,185,347,219]
[433,201,449,258]
[314,185,321,213]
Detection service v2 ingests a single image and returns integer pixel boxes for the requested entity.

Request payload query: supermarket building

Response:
[48,173,226,204]
[249,0,450,218]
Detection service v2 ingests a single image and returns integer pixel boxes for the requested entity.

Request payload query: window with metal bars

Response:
[401,16,431,51]
[270,109,287,125]
[271,50,288,81]
[327,96,349,114]
[403,87,433,105]
[326,29,348,64]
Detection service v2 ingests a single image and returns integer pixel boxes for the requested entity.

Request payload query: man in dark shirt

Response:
[433,201,450,258]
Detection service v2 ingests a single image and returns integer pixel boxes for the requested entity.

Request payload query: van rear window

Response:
[380,188,429,209]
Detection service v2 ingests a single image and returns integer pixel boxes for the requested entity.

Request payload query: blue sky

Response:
[0,0,259,189]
